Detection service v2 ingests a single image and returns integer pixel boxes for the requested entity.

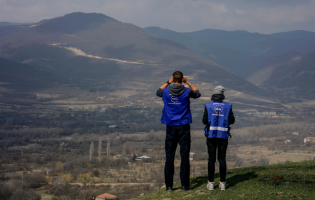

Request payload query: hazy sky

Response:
[1,0,315,34]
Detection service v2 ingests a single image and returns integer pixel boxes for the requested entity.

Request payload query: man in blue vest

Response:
[156,71,201,192]
[202,85,235,191]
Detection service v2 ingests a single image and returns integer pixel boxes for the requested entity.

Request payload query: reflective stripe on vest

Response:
[209,126,229,131]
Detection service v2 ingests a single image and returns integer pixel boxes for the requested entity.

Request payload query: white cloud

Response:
[0,0,315,33]
[250,2,315,25]
[236,9,244,15]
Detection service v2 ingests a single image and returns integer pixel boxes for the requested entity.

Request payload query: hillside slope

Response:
[184,29,315,57]
[0,25,26,39]
[270,30,315,41]
[146,27,315,79]
[0,12,266,98]
[134,161,315,200]
[261,52,315,102]
[247,51,302,86]
[0,57,56,91]
[145,27,266,78]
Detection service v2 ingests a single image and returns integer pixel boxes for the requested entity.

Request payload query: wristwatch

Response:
[166,80,170,85]
[188,83,192,87]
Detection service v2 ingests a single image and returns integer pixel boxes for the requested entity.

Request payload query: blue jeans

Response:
[164,124,191,188]
[207,138,228,182]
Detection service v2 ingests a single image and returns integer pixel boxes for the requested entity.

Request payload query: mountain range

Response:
[0,12,314,104]
[0,12,266,99]
[145,27,315,102]
[145,27,315,78]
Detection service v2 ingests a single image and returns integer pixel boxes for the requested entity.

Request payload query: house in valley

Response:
[95,193,118,200]
[304,137,315,144]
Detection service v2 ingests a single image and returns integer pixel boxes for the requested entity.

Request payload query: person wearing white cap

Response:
[202,85,235,191]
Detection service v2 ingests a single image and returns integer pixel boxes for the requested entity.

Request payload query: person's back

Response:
[156,71,200,191]
[204,101,232,139]
[202,85,235,191]
[161,86,191,125]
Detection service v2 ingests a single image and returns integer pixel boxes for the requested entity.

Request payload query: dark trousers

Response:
[207,138,228,182]
[164,124,191,188]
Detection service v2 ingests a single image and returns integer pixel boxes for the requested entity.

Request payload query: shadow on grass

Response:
[189,171,257,189]
[190,173,221,188]
[226,172,258,189]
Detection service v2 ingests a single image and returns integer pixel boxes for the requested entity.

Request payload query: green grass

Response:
[133,161,315,200]
[102,177,113,183]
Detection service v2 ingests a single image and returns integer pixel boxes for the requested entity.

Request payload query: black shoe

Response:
[182,184,193,191]
[166,187,173,192]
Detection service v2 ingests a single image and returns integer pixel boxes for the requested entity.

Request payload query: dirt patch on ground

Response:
[233,145,314,165]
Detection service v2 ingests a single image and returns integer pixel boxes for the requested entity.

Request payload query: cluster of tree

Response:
[2,104,315,199]
[0,106,167,137]
[0,174,44,200]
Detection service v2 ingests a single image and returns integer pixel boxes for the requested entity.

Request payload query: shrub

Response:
[46,176,54,184]
[0,182,13,200]
[24,173,46,188]
[78,173,93,184]
[10,189,40,200]
[59,173,74,183]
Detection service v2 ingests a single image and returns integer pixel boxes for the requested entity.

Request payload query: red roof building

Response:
[304,137,315,143]
[95,193,118,200]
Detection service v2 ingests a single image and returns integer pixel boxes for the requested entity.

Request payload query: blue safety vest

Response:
[161,87,192,125]
[204,102,231,139]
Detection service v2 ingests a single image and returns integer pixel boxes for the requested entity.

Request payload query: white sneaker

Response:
[206,181,214,190]
[219,182,226,190]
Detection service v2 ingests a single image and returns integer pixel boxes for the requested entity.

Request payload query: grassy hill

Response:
[133,161,315,200]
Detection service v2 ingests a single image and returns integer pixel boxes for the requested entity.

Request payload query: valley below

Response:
[1,81,315,199]
[1,12,315,200]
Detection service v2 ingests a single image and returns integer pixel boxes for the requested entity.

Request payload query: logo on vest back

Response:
[169,95,181,104]
[214,104,223,114]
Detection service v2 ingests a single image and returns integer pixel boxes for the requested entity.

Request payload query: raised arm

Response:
[160,76,173,89]
[156,76,173,97]
[183,76,198,91]
[183,76,201,98]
